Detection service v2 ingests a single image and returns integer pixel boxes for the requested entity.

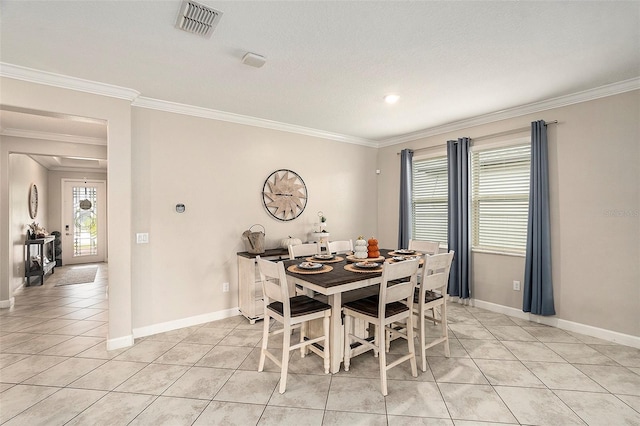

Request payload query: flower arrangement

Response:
[315,211,328,233]
[28,221,47,238]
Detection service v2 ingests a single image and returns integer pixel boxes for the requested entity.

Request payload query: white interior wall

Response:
[131,107,378,329]
[7,154,48,293]
[0,77,133,347]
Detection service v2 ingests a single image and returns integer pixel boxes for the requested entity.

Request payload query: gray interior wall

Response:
[376,90,640,337]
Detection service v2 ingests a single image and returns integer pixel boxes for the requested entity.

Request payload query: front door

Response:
[62,180,106,265]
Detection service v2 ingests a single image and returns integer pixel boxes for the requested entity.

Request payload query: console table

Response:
[237,248,289,324]
[25,236,56,286]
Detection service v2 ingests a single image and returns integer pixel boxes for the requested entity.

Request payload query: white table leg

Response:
[329,293,343,374]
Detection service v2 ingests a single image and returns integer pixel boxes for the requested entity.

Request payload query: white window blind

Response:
[412,156,448,244]
[471,144,530,254]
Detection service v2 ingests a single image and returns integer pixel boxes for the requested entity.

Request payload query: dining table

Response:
[284,248,414,374]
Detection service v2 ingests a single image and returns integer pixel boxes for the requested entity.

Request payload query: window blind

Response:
[471,144,531,253]
[412,156,448,244]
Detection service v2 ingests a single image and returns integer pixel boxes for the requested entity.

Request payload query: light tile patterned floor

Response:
[1,263,639,425]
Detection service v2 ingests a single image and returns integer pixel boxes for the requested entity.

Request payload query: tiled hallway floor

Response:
[1,263,639,425]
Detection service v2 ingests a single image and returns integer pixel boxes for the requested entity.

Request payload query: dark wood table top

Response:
[284,249,395,292]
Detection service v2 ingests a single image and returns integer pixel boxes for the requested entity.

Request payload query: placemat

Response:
[287,265,334,275]
[346,255,385,263]
[344,263,383,273]
[305,256,344,264]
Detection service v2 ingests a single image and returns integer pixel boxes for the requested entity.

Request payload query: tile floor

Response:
[1,263,639,425]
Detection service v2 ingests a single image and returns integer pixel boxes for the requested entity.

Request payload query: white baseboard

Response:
[132,307,241,339]
[471,298,640,349]
[0,297,15,309]
[106,334,134,351]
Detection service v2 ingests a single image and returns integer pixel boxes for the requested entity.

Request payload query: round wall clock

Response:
[262,169,308,221]
[29,183,38,219]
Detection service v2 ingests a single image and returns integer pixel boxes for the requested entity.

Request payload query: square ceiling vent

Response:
[175,0,223,38]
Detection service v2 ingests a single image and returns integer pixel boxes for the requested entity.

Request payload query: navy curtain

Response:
[523,121,555,315]
[447,138,471,299]
[398,149,414,249]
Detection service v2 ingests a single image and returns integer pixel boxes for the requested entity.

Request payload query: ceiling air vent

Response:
[175,0,223,38]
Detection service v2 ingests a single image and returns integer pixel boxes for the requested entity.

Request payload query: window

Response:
[412,155,448,243]
[471,143,530,254]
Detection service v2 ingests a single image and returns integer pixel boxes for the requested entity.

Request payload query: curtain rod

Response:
[397,120,558,155]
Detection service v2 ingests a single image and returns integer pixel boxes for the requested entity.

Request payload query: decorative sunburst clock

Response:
[262,169,308,221]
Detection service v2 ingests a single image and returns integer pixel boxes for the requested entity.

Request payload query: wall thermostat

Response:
[176,203,186,213]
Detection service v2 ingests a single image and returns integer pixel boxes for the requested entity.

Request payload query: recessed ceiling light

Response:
[384,94,400,104]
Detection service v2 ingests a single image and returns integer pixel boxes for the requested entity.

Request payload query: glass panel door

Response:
[62,180,106,265]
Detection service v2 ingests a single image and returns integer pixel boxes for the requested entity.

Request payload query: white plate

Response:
[313,254,334,260]
[396,249,416,255]
[355,262,380,269]
[298,262,323,270]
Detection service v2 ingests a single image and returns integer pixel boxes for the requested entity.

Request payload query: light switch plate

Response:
[136,233,149,244]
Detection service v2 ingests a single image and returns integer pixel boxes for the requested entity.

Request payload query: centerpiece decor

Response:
[354,236,368,259]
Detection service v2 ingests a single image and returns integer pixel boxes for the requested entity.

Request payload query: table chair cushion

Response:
[343,296,410,318]
[267,295,331,317]
[413,288,443,304]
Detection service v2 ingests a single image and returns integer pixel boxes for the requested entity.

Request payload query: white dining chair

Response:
[288,242,321,259]
[256,256,331,393]
[343,258,419,395]
[325,239,353,255]
[408,239,441,324]
[389,251,454,372]
[408,239,440,255]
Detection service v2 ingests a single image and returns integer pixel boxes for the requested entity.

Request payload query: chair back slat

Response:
[288,242,320,259]
[380,259,419,308]
[263,279,283,303]
[420,251,454,293]
[257,256,290,312]
[326,240,353,255]
[408,239,440,255]
[386,281,414,304]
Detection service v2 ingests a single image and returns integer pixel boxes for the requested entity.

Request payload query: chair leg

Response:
[406,316,418,377]
[323,313,330,374]
[385,328,391,353]
[279,324,291,394]
[258,313,270,372]
[442,303,450,358]
[300,321,307,358]
[419,307,427,372]
[378,323,388,396]
[343,314,352,372]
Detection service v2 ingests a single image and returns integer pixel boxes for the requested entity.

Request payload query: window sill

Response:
[472,248,526,258]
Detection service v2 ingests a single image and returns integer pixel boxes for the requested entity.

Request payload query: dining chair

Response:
[408,239,441,325]
[325,239,353,255]
[389,251,454,372]
[343,258,419,396]
[408,239,440,255]
[256,256,331,394]
[288,242,321,259]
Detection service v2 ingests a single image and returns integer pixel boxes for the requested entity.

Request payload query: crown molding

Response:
[132,97,377,147]
[2,62,637,148]
[377,77,640,147]
[0,62,375,146]
[1,127,106,145]
[0,62,140,101]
